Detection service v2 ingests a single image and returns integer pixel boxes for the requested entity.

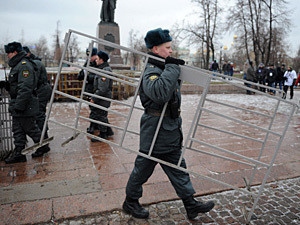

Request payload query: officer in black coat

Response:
[4,42,49,163]
[78,47,98,133]
[122,28,215,220]
[90,51,114,142]
[266,64,278,95]
[256,63,268,92]
[23,46,52,157]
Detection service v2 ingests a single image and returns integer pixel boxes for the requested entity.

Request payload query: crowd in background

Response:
[209,59,300,99]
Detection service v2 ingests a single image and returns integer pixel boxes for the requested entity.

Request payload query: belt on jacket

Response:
[145,108,181,117]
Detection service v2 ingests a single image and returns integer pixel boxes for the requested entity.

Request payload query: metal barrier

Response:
[40,29,299,223]
[47,70,138,100]
[0,88,13,160]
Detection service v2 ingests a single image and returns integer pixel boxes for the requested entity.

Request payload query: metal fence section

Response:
[42,29,299,223]
[0,88,13,160]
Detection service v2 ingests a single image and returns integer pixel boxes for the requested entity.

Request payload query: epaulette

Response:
[22,61,27,65]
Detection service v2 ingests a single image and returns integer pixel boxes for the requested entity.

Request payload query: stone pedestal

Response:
[97,21,123,65]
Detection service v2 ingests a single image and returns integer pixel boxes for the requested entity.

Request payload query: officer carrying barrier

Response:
[33,29,299,223]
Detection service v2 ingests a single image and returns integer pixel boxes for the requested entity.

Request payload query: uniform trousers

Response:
[12,116,41,147]
[36,100,48,135]
[126,150,196,200]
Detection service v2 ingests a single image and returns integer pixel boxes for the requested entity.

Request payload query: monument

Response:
[97,0,123,65]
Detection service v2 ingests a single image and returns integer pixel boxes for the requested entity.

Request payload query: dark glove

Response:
[0,81,9,91]
[15,109,24,114]
[165,56,185,65]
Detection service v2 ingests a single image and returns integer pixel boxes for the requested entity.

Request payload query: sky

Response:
[0,0,299,56]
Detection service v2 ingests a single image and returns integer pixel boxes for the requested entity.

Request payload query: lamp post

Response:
[44,53,47,67]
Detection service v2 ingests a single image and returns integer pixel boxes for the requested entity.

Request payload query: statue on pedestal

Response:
[100,0,117,23]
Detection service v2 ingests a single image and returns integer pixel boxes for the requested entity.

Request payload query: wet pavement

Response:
[0,90,299,225]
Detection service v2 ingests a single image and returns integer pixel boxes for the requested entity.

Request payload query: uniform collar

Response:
[147,52,165,70]
[8,51,27,67]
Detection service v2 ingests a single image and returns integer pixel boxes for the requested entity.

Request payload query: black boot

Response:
[5,146,26,164]
[32,144,50,158]
[183,196,215,220]
[122,197,149,219]
[107,127,114,137]
[91,132,108,142]
[87,123,95,134]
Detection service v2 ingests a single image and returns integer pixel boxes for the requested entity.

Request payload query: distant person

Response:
[3,42,49,163]
[90,51,114,142]
[294,72,300,88]
[283,66,297,99]
[211,60,219,77]
[23,46,52,157]
[246,61,256,95]
[255,63,267,92]
[266,64,277,95]
[78,47,98,134]
[275,64,286,90]
[229,62,234,79]
[122,28,215,220]
[222,61,230,79]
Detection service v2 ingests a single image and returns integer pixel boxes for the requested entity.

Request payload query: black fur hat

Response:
[4,42,23,53]
[86,47,98,56]
[144,28,172,49]
[97,50,109,62]
[23,46,31,53]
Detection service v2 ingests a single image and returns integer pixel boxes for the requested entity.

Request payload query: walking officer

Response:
[122,28,215,220]
[90,50,114,142]
[4,42,49,163]
[78,47,99,134]
[23,46,52,157]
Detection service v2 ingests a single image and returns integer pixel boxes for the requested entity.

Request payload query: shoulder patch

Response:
[149,75,158,81]
[23,71,29,78]
[22,61,27,64]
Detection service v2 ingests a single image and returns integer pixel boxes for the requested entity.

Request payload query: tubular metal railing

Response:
[40,29,299,223]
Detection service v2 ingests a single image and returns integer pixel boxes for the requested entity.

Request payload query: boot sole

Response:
[122,203,149,219]
[187,202,215,219]
[5,157,27,164]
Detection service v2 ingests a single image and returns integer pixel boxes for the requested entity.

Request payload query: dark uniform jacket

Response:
[7,51,39,117]
[255,67,267,81]
[246,66,256,82]
[139,52,182,154]
[266,68,278,83]
[30,54,52,102]
[92,62,113,109]
[78,60,97,94]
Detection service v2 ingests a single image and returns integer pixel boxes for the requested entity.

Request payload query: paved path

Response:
[0,91,299,225]
[39,177,300,225]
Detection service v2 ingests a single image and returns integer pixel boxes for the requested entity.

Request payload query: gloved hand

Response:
[15,109,24,114]
[165,56,185,65]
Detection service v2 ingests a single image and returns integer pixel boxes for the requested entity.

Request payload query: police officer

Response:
[4,42,49,164]
[256,63,268,92]
[122,28,215,219]
[90,51,114,142]
[78,47,98,134]
[23,46,52,157]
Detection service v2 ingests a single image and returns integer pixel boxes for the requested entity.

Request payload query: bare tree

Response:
[179,0,222,69]
[66,36,80,63]
[293,45,300,73]
[32,36,49,58]
[125,29,146,70]
[228,0,290,67]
